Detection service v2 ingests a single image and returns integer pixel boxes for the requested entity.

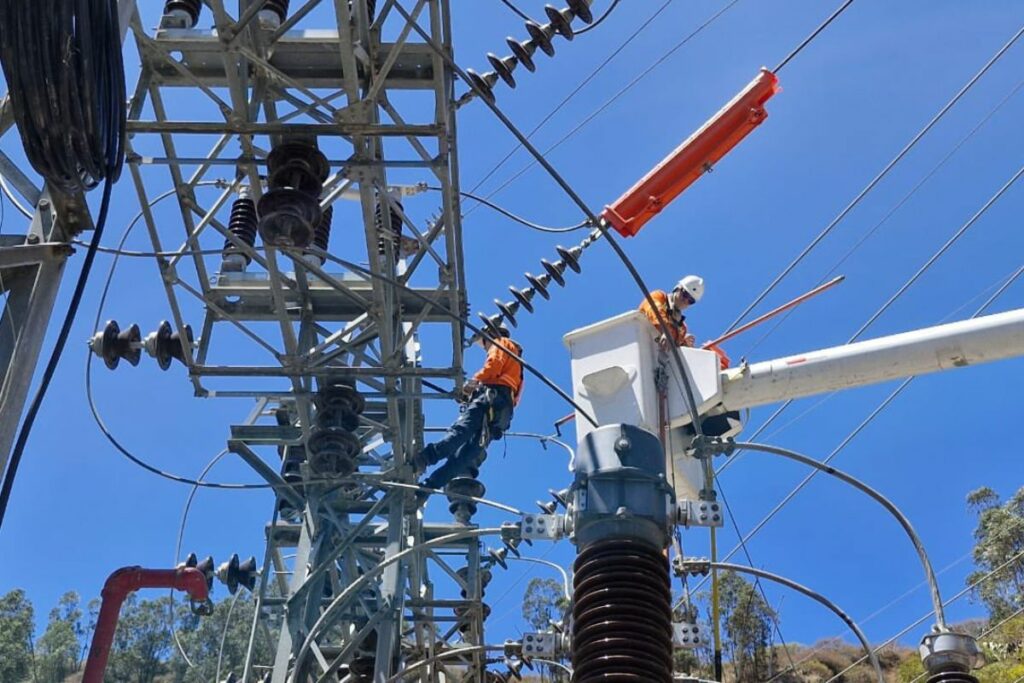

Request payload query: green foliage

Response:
[0,589,35,683]
[105,594,175,683]
[170,593,274,683]
[521,578,567,631]
[965,486,1024,622]
[34,591,86,683]
[716,571,777,682]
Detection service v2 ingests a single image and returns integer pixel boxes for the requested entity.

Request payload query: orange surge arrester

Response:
[601,68,781,237]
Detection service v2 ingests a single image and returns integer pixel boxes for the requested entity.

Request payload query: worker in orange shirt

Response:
[414,326,524,489]
[639,275,730,368]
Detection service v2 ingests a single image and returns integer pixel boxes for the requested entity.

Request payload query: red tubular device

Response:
[601,67,781,237]
[83,566,210,683]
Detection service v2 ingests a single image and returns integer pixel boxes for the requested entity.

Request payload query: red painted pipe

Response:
[601,68,781,237]
[82,566,210,683]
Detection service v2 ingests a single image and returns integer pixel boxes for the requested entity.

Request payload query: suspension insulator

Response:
[556,244,583,273]
[487,53,519,87]
[524,273,551,299]
[223,193,258,265]
[568,0,594,23]
[495,299,520,327]
[456,566,493,598]
[506,37,538,72]
[478,312,506,338]
[314,381,366,415]
[163,0,202,27]
[509,286,535,313]
[181,553,216,591]
[540,258,567,286]
[466,69,500,103]
[524,21,557,57]
[455,602,491,634]
[375,197,404,256]
[217,553,258,595]
[263,0,290,24]
[544,5,576,40]
[147,320,194,371]
[259,137,328,248]
[307,382,363,476]
[90,320,142,370]
[572,538,673,683]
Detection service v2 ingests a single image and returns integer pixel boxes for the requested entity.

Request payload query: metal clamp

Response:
[677,500,724,529]
[522,631,560,658]
[521,513,566,540]
[673,620,705,650]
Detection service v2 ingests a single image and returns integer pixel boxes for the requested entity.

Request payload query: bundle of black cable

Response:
[0,0,126,533]
[0,0,126,193]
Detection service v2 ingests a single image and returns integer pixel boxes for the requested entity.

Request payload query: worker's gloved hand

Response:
[683,334,696,347]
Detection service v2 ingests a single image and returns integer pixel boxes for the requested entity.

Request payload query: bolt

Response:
[26,234,40,244]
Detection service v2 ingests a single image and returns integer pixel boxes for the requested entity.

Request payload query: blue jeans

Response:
[421,385,514,489]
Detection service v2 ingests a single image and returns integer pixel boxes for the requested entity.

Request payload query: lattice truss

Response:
[117,1,496,680]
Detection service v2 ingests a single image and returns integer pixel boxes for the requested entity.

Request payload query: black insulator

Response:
[306,428,361,476]
[224,195,258,262]
[478,312,505,337]
[259,138,328,248]
[568,0,594,23]
[573,538,673,682]
[556,244,582,273]
[446,476,486,523]
[541,258,567,286]
[489,546,510,569]
[506,37,538,72]
[164,0,202,26]
[509,286,535,313]
[314,381,365,415]
[524,272,550,299]
[537,499,558,514]
[455,602,491,634]
[313,204,333,253]
[456,566,492,598]
[544,5,576,40]
[152,320,193,371]
[375,197,404,255]
[487,53,519,87]
[183,553,215,591]
[220,553,258,595]
[95,320,141,370]
[495,299,520,327]
[263,0,290,24]
[524,21,557,57]
[466,68,499,102]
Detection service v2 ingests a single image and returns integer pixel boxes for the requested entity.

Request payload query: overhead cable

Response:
[724,21,1024,336]
[425,185,591,233]
[0,0,128,533]
[772,0,856,73]
[465,0,676,200]
[742,74,1024,358]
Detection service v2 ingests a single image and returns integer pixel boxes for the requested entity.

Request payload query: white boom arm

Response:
[565,308,1024,500]
[720,307,1024,411]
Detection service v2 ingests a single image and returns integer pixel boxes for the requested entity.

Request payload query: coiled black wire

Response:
[0,0,127,533]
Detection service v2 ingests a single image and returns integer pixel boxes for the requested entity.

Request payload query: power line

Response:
[741,73,1024,359]
[497,0,532,22]
[718,157,1024,480]
[425,186,591,233]
[693,259,1024,604]
[724,22,1024,337]
[465,0,677,201]
[772,0,855,73]
[470,0,740,205]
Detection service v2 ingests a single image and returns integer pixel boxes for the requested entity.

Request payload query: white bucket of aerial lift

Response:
[563,310,724,501]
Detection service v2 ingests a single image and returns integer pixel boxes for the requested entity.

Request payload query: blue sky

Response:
[2,0,1024,660]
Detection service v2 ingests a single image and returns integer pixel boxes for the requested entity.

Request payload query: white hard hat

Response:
[674,275,704,303]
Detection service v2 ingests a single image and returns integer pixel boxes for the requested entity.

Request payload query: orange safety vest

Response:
[639,291,731,369]
[474,337,525,405]
[639,290,691,347]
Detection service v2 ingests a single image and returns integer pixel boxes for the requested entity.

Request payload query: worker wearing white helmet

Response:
[638,275,730,367]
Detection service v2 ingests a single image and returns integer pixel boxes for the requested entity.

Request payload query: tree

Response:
[966,487,1024,622]
[714,572,777,682]
[0,589,34,683]
[521,578,567,631]
[170,594,274,683]
[105,594,174,683]
[35,591,84,682]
